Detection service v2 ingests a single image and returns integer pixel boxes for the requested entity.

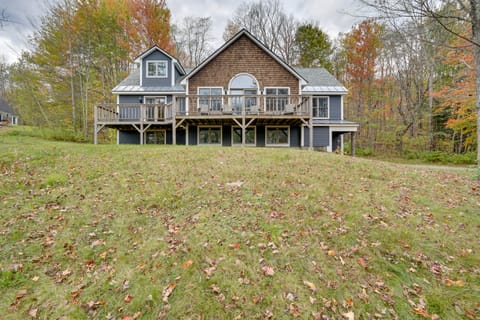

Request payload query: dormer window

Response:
[147,61,168,78]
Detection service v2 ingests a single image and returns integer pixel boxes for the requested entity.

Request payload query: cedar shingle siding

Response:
[189,35,299,95]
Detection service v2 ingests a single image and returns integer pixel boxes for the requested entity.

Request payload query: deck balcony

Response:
[95,103,174,124]
[95,94,312,125]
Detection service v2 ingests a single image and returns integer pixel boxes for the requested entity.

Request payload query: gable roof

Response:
[0,98,16,114]
[296,67,348,94]
[181,29,307,85]
[134,45,186,75]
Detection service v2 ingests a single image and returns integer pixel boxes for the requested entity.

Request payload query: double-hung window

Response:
[265,88,289,113]
[312,96,329,118]
[146,61,168,78]
[198,88,223,112]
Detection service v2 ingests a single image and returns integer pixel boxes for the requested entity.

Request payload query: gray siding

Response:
[256,126,265,147]
[119,95,142,104]
[290,126,301,147]
[304,127,330,147]
[119,131,140,144]
[329,95,342,120]
[142,50,172,87]
[188,126,198,145]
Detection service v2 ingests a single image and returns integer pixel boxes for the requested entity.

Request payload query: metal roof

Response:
[295,67,348,94]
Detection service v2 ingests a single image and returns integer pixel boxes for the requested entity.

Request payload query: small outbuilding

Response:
[0,98,18,125]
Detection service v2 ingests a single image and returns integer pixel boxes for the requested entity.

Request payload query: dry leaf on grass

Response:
[162,283,176,303]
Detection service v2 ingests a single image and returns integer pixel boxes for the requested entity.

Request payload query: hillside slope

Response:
[1,132,479,319]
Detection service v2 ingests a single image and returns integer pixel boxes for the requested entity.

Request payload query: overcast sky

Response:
[0,0,363,64]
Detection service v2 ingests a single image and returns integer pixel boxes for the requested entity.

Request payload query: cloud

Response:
[0,0,361,64]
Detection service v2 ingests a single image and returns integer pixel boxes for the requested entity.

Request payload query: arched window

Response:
[228,74,259,114]
[229,74,258,90]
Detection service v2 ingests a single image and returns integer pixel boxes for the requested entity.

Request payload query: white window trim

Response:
[265,126,290,147]
[228,73,259,93]
[198,126,223,146]
[231,126,256,146]
[146,60,168,78]
[263,87,290,95]
[145,129,167,144]
[144,96,167,104]
[264,87,290,111]
[312,96,329,119]
[197,87,224,111]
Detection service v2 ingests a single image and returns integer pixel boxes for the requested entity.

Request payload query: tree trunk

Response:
[472,0,480,177]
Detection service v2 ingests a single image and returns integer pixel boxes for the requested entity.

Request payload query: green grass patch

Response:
[0,131,479,319]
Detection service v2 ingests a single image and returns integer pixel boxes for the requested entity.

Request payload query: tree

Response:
[359,0,480,173]
[173,16,213,68]
[223,0,298,64]
[340,20,385,151]
[7,0,173,139]
[295,23,333,71]
[0,9,8,28]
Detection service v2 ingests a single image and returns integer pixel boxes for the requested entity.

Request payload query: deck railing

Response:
[96,103,174,123]
[95,95,311,124]
[181,94,310,116]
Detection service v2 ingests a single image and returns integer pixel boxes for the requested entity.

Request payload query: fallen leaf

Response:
[303,280,317,292]
[16,289,27,301]
[203,266,216,279]
[413,307,430,318]
[124,294,133,303]
[162,283,176,303]
[8,264,23,272]
[32,276,39,282]
[262,265,275,276]
[182,260,193,269]
[91,239,104,247]
[342,311,355,320]
[210,284,221,294]
[28,307,38,318]
[445,279,465,287]
[288,303,301,317]
[327,250,336,256]
[229,243,241,249]
[357,257,368,268]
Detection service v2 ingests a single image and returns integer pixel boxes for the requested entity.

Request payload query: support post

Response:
[242,117,246,146]
[351,132,356,157]
[94,105,98,145]
[308,96,313,151]
[186,124,189,146]
[172,99,177,145]
[140,123,144,145]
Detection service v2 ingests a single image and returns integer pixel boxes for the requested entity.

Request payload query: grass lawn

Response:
[1,129,479,319]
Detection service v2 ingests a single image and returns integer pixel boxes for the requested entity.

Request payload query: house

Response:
[94,29,358,153]
[0,98,18,125]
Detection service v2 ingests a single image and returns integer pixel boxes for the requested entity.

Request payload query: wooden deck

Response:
[94,94,314,145]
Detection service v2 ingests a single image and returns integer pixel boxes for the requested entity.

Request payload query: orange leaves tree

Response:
[434,32,477,152]
[338,20,386,151]
[359,0,480,172]
[8,0,173,138]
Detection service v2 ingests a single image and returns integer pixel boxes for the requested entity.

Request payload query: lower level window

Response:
[266,127,289,146]
[146,130,166,144]
[232,127,256,145]
[199,127,222,145]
